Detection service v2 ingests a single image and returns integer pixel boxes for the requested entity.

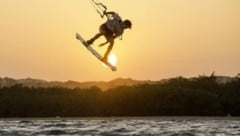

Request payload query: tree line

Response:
[0,75,239,117]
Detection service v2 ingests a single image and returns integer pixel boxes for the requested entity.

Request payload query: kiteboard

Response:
[75,33,117,71]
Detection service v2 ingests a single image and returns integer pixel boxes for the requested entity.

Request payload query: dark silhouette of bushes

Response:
[0,75,239,117]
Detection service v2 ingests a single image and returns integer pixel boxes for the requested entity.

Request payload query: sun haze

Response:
[108,53,117,66]
[0,0,239,81]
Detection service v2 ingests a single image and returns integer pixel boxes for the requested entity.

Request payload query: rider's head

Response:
[123,19,132,29]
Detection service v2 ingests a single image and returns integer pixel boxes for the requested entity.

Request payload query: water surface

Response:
[0,117,239,136]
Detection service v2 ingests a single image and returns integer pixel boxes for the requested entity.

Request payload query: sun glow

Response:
[108,53,117,66]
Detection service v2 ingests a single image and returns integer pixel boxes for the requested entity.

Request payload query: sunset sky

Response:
[0,0,239,81]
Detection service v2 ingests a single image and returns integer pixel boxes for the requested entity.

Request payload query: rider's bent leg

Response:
[87,33,102,45]
[102,38,114,62]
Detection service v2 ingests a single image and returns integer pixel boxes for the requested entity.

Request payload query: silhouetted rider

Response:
[86,11,132,62]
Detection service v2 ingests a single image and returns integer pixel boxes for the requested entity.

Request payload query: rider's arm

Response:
[113,31,123,38]
[104,11,122,21]
[103,11,116,16]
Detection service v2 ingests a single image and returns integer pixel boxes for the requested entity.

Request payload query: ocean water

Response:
[0,117,239,136]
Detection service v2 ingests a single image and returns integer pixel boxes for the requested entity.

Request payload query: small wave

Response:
[170,132,196,136]
[114,127,130,133]
[42,130,67,135]
[19,120,33,124]
[0,130,6,134]
[54,123,67,128]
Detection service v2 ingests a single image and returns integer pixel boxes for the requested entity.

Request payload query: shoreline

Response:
[1,116,240,121]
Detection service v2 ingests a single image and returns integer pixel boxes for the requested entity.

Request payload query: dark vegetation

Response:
[0,75,239,117]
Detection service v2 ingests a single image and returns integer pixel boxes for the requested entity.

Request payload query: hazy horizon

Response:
[1,0,239,82]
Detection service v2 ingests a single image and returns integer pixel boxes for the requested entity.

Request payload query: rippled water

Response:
[0,117,239,136]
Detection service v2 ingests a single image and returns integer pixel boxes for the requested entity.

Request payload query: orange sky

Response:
[0,0,239,81]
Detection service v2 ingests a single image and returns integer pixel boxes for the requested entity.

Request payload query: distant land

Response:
[0,77,160,91]
[0,75,234,91]
[0,74,239,117]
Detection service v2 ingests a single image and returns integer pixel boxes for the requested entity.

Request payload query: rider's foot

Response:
[101,57,108,62]
[86,40,93,46]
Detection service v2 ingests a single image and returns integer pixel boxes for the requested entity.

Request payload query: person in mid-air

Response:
[86,11,132,62]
